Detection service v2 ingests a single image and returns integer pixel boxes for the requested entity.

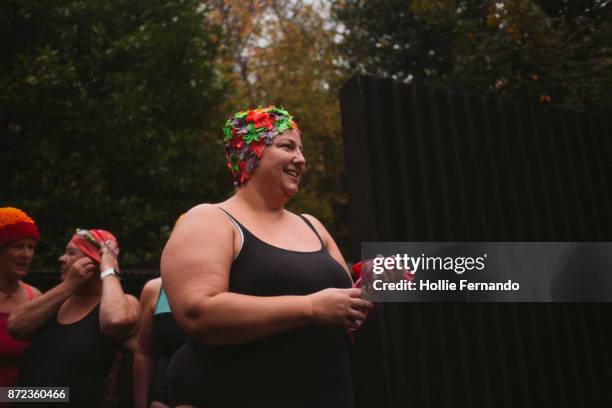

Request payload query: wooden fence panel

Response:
[339,74,612,407]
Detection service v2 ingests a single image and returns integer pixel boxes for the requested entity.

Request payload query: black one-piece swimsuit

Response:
[17,305,118,408]
[167,210,354,408]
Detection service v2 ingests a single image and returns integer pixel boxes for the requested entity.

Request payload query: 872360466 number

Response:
[0,387,69,402]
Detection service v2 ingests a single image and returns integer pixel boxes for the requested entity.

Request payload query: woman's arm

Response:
[99,247,141,340]
[99,277,140,340]
[161,205,372,346]
[133,278,161,408]
[8,257,95,340]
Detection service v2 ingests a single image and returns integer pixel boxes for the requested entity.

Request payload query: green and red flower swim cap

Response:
[223,106,299,186]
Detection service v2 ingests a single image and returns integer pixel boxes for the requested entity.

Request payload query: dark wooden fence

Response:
[339,74,612,407]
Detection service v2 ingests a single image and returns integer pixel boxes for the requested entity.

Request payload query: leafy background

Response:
[2,0,610,271]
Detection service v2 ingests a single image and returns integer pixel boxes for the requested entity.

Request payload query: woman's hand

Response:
[63,257,97,291]
[99,240,119,273]
[307,288,374,329]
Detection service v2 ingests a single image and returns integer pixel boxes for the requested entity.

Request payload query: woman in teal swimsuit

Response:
[133,277,184,408]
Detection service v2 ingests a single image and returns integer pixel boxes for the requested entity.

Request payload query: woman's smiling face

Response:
[254,128,306,198]
[0,238,36,279]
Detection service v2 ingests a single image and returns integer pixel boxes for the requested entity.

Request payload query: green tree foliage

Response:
[1,0,230,270]
[332,0,612,114]
[333,0,455,82]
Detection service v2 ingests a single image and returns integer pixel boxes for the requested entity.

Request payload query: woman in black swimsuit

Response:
[162,107,373,408]
[10,229,140,407]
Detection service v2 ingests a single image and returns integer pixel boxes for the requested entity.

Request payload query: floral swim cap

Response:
[223,106,299,186]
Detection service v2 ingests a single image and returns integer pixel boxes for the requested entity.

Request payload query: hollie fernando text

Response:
[373,279,520,291]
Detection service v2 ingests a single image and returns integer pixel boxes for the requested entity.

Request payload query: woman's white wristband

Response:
[100,268,116,280]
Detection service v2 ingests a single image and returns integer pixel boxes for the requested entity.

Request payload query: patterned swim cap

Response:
[0,207,40,247]
[223,106,299,186]
[69,229,119,264]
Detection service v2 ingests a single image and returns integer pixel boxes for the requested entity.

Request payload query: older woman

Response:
[0,207,42,387]
[162,106,373,407]
[9,228,140,407]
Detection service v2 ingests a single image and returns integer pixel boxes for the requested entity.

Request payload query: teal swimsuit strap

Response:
[154,285,172,315]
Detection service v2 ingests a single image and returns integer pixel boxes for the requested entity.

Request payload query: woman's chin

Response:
[7,266,28,278]
[283,185,299,198]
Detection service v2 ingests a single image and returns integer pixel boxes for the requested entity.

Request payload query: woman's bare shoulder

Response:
[183,203,224,218]
[164,203,235,260]
[174,204,232,234]
[25,284,42,298]
[140,277,162,303]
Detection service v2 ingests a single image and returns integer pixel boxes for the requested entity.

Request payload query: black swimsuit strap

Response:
[297,214,325,248]
[218,207,324,249]
[218,207,239,224]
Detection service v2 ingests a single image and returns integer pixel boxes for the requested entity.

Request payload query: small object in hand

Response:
[352,257,413,291]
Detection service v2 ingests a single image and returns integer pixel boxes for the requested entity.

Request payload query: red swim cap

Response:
[0,207,40,247]
[69,229,119,263]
